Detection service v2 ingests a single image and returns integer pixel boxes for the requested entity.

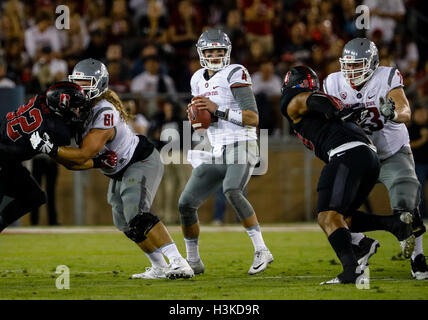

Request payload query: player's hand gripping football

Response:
[30,131,58,156]
[191,96,218,114]
[379,97,397,121]
[99,150,118,169]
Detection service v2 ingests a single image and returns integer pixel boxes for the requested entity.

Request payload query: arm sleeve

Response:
[230,86,258,113]
[306,92,345,118]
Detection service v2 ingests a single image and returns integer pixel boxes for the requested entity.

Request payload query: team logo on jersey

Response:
[340,92,347,100]
[60,93,70,108]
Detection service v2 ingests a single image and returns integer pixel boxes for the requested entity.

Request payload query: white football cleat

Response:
[165,257,195,279]
[248,249,274,275]
[131,266,167,279]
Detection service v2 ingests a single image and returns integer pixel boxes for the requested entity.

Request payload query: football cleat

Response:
[165,257,194,280]
[187,258,205,275]
[411,254,428,280]
[395,212,416,259]
[248,249,274,275]
[353,237,380,269]
[320,270,368,285]
[131,266,167,279]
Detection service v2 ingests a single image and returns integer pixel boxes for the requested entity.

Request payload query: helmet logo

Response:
[284,71,291,86]
[60,93,70,108]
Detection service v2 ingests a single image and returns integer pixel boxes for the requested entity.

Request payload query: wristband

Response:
[227,109,243,126]
[214,108,228,120]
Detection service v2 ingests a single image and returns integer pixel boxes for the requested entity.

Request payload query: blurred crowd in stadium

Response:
[1,0,428,225]
[0,0,427,136]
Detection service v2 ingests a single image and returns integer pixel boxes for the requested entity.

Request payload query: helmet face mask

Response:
[196,29,232,71]
[339,38,379,87]
[68,58,109,100]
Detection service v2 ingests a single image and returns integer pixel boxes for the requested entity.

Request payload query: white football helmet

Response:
[196,29,232,71]
[68,58,109,100]
[339,38,379,87]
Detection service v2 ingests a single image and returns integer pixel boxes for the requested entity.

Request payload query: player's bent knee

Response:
[124,212,160,243]
[178,202,198,227]
[224,189,254,220]
[390,177,421,211]
[317,210,340,227]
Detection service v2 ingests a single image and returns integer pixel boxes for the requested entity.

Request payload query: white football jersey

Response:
[83,99,139,174]
[191,64,258,147]
[323,66,408,160]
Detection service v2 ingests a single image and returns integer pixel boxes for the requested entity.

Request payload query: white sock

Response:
[184,237,200,262]
[159,242,182,262]
[411,235,424,260]
[246,225,267,252]
[351,232,365,245]
[145,249,168,268]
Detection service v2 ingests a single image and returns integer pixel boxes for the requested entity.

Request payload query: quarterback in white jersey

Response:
[324,38,427,280]
[33,59,194,280]
[190,63,258,147]
[178,29,273,276]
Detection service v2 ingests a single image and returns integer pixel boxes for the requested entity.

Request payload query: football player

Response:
[323,38,428,280]
[280,65,415,284]
[31,59,193,280]
[0,81,88,232]
[179,29,273,275]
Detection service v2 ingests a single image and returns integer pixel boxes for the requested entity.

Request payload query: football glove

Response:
[99,150,118,169]
[379,97,397,121]
[339,104,369,125]
[30,131,58,156]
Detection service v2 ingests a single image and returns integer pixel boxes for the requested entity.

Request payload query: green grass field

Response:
[0,225,427,300]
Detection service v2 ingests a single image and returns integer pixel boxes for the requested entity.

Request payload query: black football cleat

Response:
[352,237,380,269]
[391,212,415,259]
[320,269,368,285]
[411,254,428,280]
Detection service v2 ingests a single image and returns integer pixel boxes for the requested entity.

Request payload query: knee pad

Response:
[178,202,198,226]
[224,189,254,220]
[390,177,421,212]
[124,212,160,243]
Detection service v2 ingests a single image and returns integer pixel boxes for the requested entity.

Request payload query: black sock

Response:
[328,228,359,279]
[0,216,6,232]
[411,208,426,237]
[1,199,36,226]
[350,210,398,233]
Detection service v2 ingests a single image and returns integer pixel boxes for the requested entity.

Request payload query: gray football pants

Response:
[108,148,164,233]
[179,141,259,226]
[378,145,421,212]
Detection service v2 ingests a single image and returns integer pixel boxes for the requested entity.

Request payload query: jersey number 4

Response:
[6,96,43,142]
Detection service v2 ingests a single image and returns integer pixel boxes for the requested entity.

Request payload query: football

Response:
[188,103,212,131]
